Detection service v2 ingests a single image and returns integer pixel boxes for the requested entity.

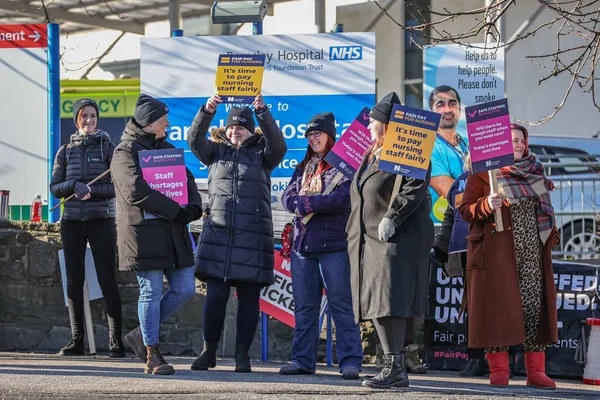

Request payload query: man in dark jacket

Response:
[111,94,202,375]
[187,94,287,373]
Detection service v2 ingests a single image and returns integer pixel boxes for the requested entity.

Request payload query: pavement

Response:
[0,352,598,399]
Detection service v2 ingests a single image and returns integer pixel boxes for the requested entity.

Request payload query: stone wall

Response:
[0,221,378,363]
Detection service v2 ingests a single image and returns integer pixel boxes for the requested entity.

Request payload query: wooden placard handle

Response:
[49,169,111,212]
[488,169,504,232]
[301,171,344,225]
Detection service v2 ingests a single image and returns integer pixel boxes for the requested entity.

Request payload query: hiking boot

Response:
[109,334,126,358]
[59,334,84,356]
[362,353,409,389]
[145,345,175,375]
[405,346,427,374]
[123,327,146,363]
[191,341,218,371]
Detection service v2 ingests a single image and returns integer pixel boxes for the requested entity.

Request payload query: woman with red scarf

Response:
[279,112,363,379]
[460,123,559,389]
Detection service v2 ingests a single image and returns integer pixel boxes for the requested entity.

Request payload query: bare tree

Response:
[372,0,600,125]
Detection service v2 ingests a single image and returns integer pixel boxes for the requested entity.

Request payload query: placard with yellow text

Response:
[215,54,265,103]
[378,104,441,180]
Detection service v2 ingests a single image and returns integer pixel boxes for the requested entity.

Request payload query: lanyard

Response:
[438,134,468,161]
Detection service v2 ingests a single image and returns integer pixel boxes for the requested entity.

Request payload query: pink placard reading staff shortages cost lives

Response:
[140,148,188,218]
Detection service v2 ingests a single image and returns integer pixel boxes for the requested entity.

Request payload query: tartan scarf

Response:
[496,150,555,244]
[300,154,331,196]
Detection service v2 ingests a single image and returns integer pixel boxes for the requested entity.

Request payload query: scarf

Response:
[300,154,331,196]
[496,150,555,244]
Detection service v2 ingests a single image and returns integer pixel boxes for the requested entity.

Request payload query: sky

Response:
[60,0,366,80]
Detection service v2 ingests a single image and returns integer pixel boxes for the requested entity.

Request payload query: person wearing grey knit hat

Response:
[346,91,434,390]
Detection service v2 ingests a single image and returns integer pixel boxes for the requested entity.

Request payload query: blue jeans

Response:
[135,266,196,346]
[290,250,363,372]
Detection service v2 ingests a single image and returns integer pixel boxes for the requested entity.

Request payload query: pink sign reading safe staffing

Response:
[139,148,188,217]
[324,107,372,180]
[465,98,513,173]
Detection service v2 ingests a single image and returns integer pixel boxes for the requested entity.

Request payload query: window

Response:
[538,146,599,176]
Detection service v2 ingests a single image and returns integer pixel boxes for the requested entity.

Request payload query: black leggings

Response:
[60,219,122,336]
[373,316,407,355]
[202,278,261,348]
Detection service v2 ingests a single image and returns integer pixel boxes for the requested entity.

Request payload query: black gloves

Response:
[175,206,201,225]
[74,182,91,200]
[433,247,448,265]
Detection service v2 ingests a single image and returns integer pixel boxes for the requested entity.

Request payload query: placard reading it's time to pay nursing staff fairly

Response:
[378,104,441,180]
[140,148,188,219]
[215,54,265,104]
[465,98,513,174]
[324,107,372,180]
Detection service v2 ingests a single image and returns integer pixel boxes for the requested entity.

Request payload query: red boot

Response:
[525,352,556,390]
[487,352,509,387]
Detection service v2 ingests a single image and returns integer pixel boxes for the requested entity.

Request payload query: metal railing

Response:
[536,156,600,260]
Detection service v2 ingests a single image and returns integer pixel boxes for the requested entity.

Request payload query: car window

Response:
[538,146,599,176]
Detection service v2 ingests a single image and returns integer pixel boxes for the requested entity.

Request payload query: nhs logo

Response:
[329,46,362,61]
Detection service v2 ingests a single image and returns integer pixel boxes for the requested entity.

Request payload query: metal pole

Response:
[326,308,333,366]
[253,20,268,361]
[169,0,182,33]
[261,312,268,361]
[315,0,325,33]
[47,23,61,223]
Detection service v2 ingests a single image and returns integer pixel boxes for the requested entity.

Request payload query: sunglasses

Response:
[305,131,323,139]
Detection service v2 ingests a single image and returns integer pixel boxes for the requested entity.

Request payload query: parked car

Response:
[528,135,600,259]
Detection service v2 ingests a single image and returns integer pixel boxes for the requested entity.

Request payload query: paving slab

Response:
[0,352,598,399]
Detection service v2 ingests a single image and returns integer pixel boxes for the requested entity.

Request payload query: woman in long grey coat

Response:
[346,92,434,389]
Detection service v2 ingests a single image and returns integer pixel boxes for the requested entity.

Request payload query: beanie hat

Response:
[226,106,255,133]
[305,112,336,141]
[370,92,401,124]
[73,98,99,128]
[133,93,169,127]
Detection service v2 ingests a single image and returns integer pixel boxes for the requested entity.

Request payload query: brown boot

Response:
[145,345,175,375]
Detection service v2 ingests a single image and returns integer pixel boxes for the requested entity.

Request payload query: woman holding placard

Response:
[346,92,434,389]
[278,112,363,379]
[459,123,559,389]
[50,98,124,358]
[187,94,287,373]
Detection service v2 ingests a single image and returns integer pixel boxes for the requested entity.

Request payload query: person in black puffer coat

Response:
[187,94,287,373]
[49,98,124,358]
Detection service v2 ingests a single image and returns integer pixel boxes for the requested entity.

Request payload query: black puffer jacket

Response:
[111,121,202,272]
[187,106,287,286]
[50,130,115,221]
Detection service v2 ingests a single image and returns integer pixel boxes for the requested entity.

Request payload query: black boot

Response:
[109,334,126,358]
[59,334,84,356]
[191,341,218,370]
[235,344,251,373]
[362,353,409,389]
[123,327,146,363]
[459,357,485,377]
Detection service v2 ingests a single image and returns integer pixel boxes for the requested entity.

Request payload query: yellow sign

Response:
[378,104,441,180]
[215,54,265,103]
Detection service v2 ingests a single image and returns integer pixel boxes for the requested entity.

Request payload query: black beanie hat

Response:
[226,106,255,133]
[73,98,99,128]
[305,112,336,141]
[134,93,169,127]
[370,92,401,124]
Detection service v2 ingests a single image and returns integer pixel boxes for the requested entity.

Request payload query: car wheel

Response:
[560,220,600,259]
